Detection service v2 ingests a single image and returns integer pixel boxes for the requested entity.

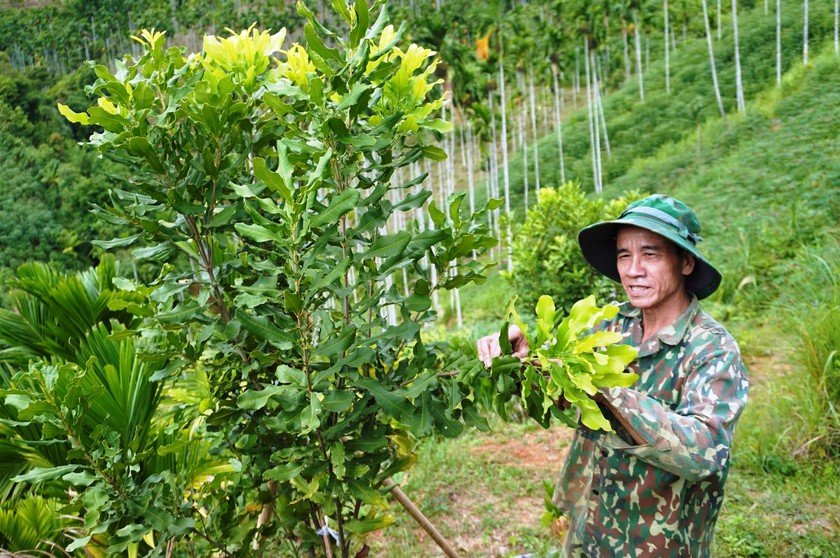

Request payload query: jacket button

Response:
[601,449,609,458]
[592,489,600,496]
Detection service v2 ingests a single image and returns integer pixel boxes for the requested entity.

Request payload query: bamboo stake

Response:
[383,479,460,558]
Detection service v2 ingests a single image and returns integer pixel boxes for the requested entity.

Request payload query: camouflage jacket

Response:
[556,297,749,558]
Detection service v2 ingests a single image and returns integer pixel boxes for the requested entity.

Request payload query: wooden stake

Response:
[383,479,460,558]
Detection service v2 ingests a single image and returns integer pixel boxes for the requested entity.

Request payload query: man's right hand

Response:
[476,324,530,367]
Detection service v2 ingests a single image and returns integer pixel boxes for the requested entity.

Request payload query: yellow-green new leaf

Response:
[57,103,89,125]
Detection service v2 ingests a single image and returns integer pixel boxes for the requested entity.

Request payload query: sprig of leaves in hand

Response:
[495,295,639,431]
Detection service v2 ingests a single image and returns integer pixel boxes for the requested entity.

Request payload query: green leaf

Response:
[341,134,376,148]
[12,465,80,484]
[87,106,129,133]
[314,326,356,358]
[402,372,437,399]
[330,0,353,24]
[361,231,411,260]
[237,385,285,411]
[300,395,322,432]
[421,145,447,162]
[63,470,97,486]
[428,201,446,228]
[348,479,387,507]
[304,23,341,69]
[132,81,155,110]
[310,257,351,292]
[330,440,346,479]
[421,118,454,133]
[91,234,142,249]
[310,188,361,229]
[349,0,369,47]
[344,514,395,535]
[356,378,409,420]
[253,157,293,206]
[265,463,304,483]
[337,82,372,111]
[321,389,355,413]
[236,309,296,350]
[127,137,165,173]
[144,508,195,535]
[490,355,522,377]
[235,223,276,243]
[462,404,491,431]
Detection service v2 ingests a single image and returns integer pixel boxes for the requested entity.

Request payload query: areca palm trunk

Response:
[665,0,671,94]
[623,19,631,79]
[497,69,513,271]
[777,0,783,84]
[634,10,644,101]
[595,56,611,160]
[585,41,602,194]
[732,0,746,112]
[466,122,478,260]
[702,0,728,120]
[803,0,809,64]
[551,62,567,183]
[528,64,541,202]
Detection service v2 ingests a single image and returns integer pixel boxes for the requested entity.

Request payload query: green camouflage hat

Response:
[577,194,722,299]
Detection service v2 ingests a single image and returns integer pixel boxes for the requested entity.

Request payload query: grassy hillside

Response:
[500,0,837,213]
[609,47,840,316]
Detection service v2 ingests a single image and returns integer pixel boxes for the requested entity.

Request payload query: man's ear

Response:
[682,252,696,277]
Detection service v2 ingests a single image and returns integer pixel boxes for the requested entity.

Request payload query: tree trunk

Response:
[574,48,580,106]
[623,19,631,79]
[528,65,541,202]
[585,41,602,194]
[835,0,839,55]
[702,0,728,120]
[665,0,671,94]
[777,0,783,84]
[595,56,611,159]
[732,0,746,112]
[551,63,567,184]
[634,10,644,101]
[803,0,809,64]
[499,66,513,272]
[592,50,604,190]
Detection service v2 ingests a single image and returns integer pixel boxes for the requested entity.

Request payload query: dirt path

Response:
[370,425,573,557]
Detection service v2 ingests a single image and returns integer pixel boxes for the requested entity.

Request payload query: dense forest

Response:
[0,0,838,556]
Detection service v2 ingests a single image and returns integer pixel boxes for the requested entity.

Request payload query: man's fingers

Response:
[477,332,501,367]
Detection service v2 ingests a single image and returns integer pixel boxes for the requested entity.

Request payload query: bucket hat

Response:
[577,194,722,299]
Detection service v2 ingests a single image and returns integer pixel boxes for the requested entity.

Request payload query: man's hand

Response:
[476,324,530,367]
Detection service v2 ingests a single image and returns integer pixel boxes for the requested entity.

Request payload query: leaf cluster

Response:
[472,294,638,432]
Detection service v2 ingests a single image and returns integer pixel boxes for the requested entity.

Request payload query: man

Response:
[477,194,749,557]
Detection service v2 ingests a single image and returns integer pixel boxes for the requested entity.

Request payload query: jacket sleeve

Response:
[597,336,750,481]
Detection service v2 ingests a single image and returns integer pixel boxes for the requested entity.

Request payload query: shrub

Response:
[507,183,642,314]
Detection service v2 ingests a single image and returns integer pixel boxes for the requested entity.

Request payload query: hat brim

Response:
[578,216,722,300]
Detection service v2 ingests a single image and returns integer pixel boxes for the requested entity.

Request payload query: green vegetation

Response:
[0,0,838,555]
[507,183,641,314]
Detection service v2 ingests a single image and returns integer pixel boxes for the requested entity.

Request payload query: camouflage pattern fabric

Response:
[555,296,749,557]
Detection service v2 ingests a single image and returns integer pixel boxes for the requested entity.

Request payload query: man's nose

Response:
[626,256,645,276]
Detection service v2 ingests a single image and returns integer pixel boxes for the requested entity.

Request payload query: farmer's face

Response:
[615,226,695,313]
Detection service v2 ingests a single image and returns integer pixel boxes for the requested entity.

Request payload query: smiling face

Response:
[615,226,695,318]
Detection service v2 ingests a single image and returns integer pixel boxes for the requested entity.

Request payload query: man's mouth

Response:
[627,286,650,295]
